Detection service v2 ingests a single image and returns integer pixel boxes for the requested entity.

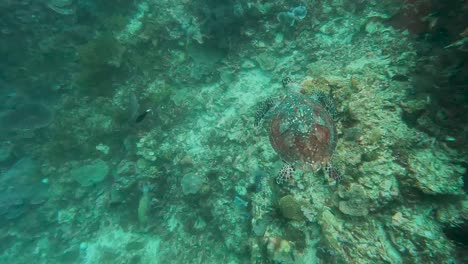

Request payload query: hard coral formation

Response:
[338,183,369,217]
[407,148,464,195]
[181,173,205,195]
[70,159,109,187]
[1,0,467,263]
[278,195,305,221]
[389,206,457,263]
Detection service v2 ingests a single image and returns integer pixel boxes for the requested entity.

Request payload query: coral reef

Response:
[0,0,467,263]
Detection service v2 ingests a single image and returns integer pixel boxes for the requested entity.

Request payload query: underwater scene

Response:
[0,0,467,263]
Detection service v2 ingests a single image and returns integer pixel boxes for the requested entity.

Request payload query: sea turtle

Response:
[255,77,341,184]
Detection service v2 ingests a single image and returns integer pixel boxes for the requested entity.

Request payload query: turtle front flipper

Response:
[310,91,338,120]
[254,97,275,127]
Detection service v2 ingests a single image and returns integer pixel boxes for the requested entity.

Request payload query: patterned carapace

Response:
[268,93,337,171]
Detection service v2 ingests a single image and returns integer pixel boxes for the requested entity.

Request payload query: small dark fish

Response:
[392,74,409,82]
[282,76,293,88]
[135,109,151,123]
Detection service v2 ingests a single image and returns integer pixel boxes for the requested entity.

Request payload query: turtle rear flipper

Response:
[276,163,295,184]
[254,97,275,127]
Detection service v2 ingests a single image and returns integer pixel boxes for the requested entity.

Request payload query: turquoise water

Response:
[0,1,467,263]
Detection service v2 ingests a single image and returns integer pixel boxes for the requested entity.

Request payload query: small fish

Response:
[135,109,151,123]
[282,76,293,88]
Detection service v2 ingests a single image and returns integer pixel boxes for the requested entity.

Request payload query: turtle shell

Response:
[269,93,337,171]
